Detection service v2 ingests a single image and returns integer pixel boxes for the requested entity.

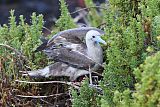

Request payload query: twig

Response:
[40,99,54,106]
[15,80,80,89]
[70,6,108,15]
[0,44,27,61]
[16,93,67,98]
[73,11,88,23]
[43,26,52,34]
[15,80,70,84]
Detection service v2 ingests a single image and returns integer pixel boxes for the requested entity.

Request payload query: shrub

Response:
[0,10,47,77]
[110,51,160,107]
[72,79,100,107]
[133,51,160,107]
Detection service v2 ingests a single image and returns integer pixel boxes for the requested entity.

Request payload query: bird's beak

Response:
[95,36,107,45]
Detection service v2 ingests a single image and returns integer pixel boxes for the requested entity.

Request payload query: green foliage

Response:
[100,0,160,106]
[140,0,160,18]
[152,16,160,49]
[112,51,160,107]
[56,0,76,30]
[84,0,103,26]
[139,0,160,50]
[113,89,133,107]
[72,79,99,107]
[101,1,146,105]
[0,10,47,78]
[109,0,140,24]
[133,51,160,107]
[21,12,46,69]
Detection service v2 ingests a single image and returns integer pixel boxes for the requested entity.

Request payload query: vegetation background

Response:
[0,0,160,106]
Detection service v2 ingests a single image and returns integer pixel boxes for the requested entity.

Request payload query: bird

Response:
[23,27,106,81]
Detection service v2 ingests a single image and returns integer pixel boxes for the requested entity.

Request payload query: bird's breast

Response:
[87,45,103,64]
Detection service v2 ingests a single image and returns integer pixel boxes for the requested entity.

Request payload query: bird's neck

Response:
[86,41,103,64]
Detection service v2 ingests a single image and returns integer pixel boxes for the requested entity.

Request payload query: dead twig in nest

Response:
[15,93,68,98]
[40,99,54,106]
[15,80,80,89]
[70,6,108,15]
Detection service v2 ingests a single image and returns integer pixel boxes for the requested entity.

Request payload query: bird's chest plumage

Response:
[87,44,103,64]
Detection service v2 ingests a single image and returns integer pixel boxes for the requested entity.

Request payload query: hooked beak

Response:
[95,36,106,45]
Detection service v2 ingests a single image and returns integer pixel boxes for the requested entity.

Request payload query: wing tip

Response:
[34,37,48,52]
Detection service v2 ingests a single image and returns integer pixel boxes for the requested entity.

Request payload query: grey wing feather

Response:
[47,27,105,46]
[44,46,96,70]
[36,27,104,51]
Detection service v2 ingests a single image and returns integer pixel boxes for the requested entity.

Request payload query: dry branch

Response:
[70,6,108,15]
[15,93,67,98]
[0,43,27,61]
[15,79,80,89]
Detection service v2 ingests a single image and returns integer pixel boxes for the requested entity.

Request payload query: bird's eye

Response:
[92,36,95,38]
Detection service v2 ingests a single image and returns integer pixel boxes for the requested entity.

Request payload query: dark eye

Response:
[92,36,95,38]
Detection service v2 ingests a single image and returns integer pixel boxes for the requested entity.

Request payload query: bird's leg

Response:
[89,66,92,85]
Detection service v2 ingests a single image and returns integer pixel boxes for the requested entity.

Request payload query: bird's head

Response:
[86,30,106,45]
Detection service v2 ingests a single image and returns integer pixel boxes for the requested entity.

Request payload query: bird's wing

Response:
[35,27,104,52]
[47,27,105,46]
[43,44,100,70]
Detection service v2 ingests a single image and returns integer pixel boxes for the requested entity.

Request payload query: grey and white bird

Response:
[24,27,106,81]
